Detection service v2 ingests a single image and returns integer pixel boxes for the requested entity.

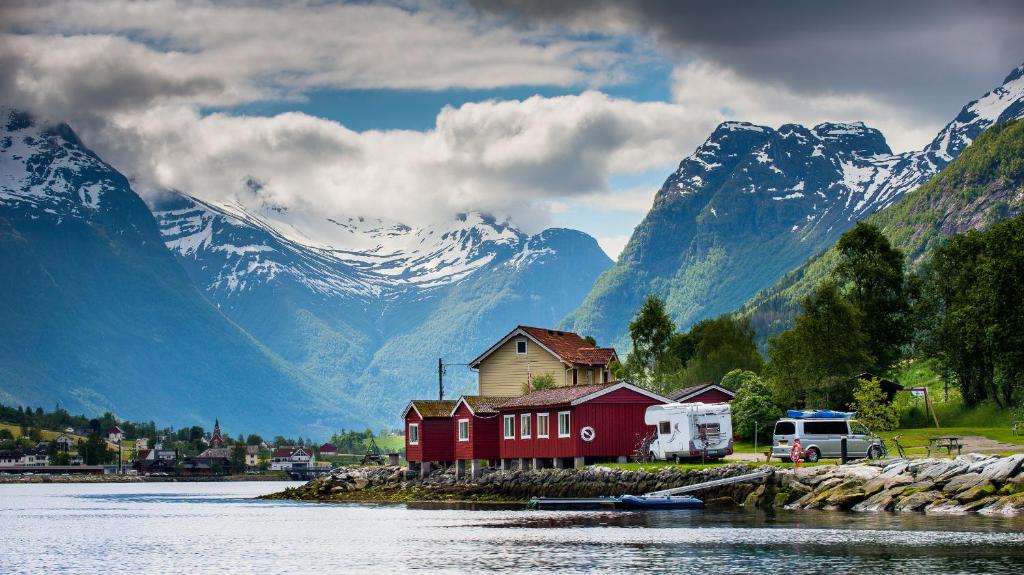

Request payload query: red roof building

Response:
[496,382,669,468]
[450,396,507,478]
[319,443,338,455]
[403,400,457,477]
[668,383,735,404]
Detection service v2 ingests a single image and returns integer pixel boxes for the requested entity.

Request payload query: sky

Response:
[2,1,1023,259]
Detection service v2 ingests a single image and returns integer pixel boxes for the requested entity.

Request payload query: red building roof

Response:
[469,325,617,368]
[449,395,509,416]
[319,443,337,453]
[669,383,736,403]
[499,382,668,409]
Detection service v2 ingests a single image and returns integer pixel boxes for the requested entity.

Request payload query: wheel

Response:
[804,447,821,463]
[867,445,883,459]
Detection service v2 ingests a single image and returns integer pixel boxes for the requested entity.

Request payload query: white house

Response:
[270,446,314,471]
[107,426,124,443]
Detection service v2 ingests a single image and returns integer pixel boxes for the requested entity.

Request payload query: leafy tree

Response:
[622,295,677,392]
[767,282,872,408]
[833,222,910,373]
[230,444,248,474]
[522,373,556,394]
[51,451,71,466]
[729,370,780,441]
[246,434,264,446]
[677,315,764,387]
[80,433,114,465]
[850,377,899,431]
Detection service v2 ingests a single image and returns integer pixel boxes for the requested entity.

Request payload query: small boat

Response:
[617,494,703,510]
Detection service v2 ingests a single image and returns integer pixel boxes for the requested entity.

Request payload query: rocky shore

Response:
[265,453,1024,515]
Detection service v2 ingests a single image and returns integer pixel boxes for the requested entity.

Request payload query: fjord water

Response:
[3,482,1024,574]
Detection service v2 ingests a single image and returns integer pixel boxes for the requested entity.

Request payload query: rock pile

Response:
[777,453,1024,515]
[266,453,1024,515]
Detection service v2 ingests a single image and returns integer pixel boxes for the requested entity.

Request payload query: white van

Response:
[644,402,733,461]
[771,412,883,462]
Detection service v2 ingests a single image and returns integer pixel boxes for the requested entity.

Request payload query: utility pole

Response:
[438,357,444,400]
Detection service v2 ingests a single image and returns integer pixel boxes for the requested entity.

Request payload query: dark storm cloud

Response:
[473,0,1024,119]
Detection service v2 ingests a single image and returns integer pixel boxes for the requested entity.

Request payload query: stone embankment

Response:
[267,453,1024,515]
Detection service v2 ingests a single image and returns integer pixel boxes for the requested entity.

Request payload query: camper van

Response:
[771,410,884,462]
[644,402,733,461]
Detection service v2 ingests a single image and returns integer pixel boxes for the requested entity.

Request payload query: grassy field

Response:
[0,422,90,443]
[364,435,404,453]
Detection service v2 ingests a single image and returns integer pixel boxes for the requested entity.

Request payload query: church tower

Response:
[210,419,225,448]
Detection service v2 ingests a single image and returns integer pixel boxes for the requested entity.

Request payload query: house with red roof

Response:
[319,443,338,456]
[468,326,618,397]
[106,426,123,443]
[496,382,668,469]
[403,400,457,478]
[449,396,507,479]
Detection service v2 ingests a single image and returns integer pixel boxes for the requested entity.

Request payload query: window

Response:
[537,413,550,438]
[516,339,527,355]
[659,421,671,435]
[774,421,795,436]
[408,423,420,445]
[521,413,532,439]
[601,369,609,383]
[503,415,515,439]
[558,411,571,437]
[587,370,594,385]
[851,422,870,436]
[458,419,470,442]
[571,368,578,386]
[804,421,849,435]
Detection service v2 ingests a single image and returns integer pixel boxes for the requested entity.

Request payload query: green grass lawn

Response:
[364,435,404,453]
[603,459,837,473]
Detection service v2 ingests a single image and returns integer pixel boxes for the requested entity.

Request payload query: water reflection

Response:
[2,482,1023,574]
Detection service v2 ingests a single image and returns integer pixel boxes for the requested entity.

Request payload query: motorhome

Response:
[644,402,733,461]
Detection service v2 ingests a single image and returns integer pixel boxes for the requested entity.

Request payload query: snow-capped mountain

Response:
[152,191,613,419]
[0,108,361,435]
[565,62,1024,350]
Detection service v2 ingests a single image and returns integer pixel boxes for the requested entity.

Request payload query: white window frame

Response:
[520,413,532,439]
[515,338,528,355]
[458,419,470,442]
[536,413,550,438]
[558,411,571,438]
[408,423,420,445]
[503,415,515,440]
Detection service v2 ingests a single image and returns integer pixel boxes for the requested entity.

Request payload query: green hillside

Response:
[742,119,1024,342]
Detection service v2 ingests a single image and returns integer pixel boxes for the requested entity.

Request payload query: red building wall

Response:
[679,389,734,404]
[453,403,500,461]
[405,411,455,463]
[498,388,663,460]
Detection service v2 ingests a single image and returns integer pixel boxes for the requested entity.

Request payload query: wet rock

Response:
[955,482,997,503]
[894,490,941,512]
[942,472,986,494]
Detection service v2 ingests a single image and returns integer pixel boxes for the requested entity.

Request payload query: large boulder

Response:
[979,454,1024,482]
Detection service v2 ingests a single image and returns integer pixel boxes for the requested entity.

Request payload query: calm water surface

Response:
[3,481,1024,574]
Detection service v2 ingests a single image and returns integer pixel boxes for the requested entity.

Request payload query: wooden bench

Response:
[927,436,963,457]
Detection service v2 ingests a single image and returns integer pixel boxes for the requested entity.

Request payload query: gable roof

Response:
[403,399,458,419]
[450,395,510,417]
[271,446,311,458]
[669,383,736,402]
[468,325,617,368]
[498,382,669,409]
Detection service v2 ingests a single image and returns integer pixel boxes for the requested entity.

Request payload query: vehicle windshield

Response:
[850,421,870,435]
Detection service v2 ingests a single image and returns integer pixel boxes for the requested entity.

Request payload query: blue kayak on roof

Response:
[618,495,704,510]
[786,409,856,419]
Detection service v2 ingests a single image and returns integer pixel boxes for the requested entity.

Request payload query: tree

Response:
[729,370,780,441]
[677,315,764,387]
[622,295,677,392]
[230,444,247,474]
[246,434,264,446]
[80,433,114,465]
[850,378,899,431]
[767,282,872,408]
[522,373,556,395]
[833,222,910,373]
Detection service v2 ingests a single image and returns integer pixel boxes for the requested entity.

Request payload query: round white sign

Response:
[580,426,596,442]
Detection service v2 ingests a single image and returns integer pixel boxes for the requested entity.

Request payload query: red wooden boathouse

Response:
[450,396,507,479]
[496,382,669,469]
[403,399,457,477]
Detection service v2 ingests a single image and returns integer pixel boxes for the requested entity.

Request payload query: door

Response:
[846,421,872,457]
[803,420,848,457]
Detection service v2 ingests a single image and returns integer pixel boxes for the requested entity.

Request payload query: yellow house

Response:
[469,325,618,397]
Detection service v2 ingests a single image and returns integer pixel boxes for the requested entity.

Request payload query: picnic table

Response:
[928,436,963,456]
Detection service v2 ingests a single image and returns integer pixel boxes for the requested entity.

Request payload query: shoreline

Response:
[0,473,297,484]
[262,453,1024,515]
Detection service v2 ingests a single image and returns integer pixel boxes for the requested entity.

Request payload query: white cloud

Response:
[90,92,701,236]
[596,235,631,260]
